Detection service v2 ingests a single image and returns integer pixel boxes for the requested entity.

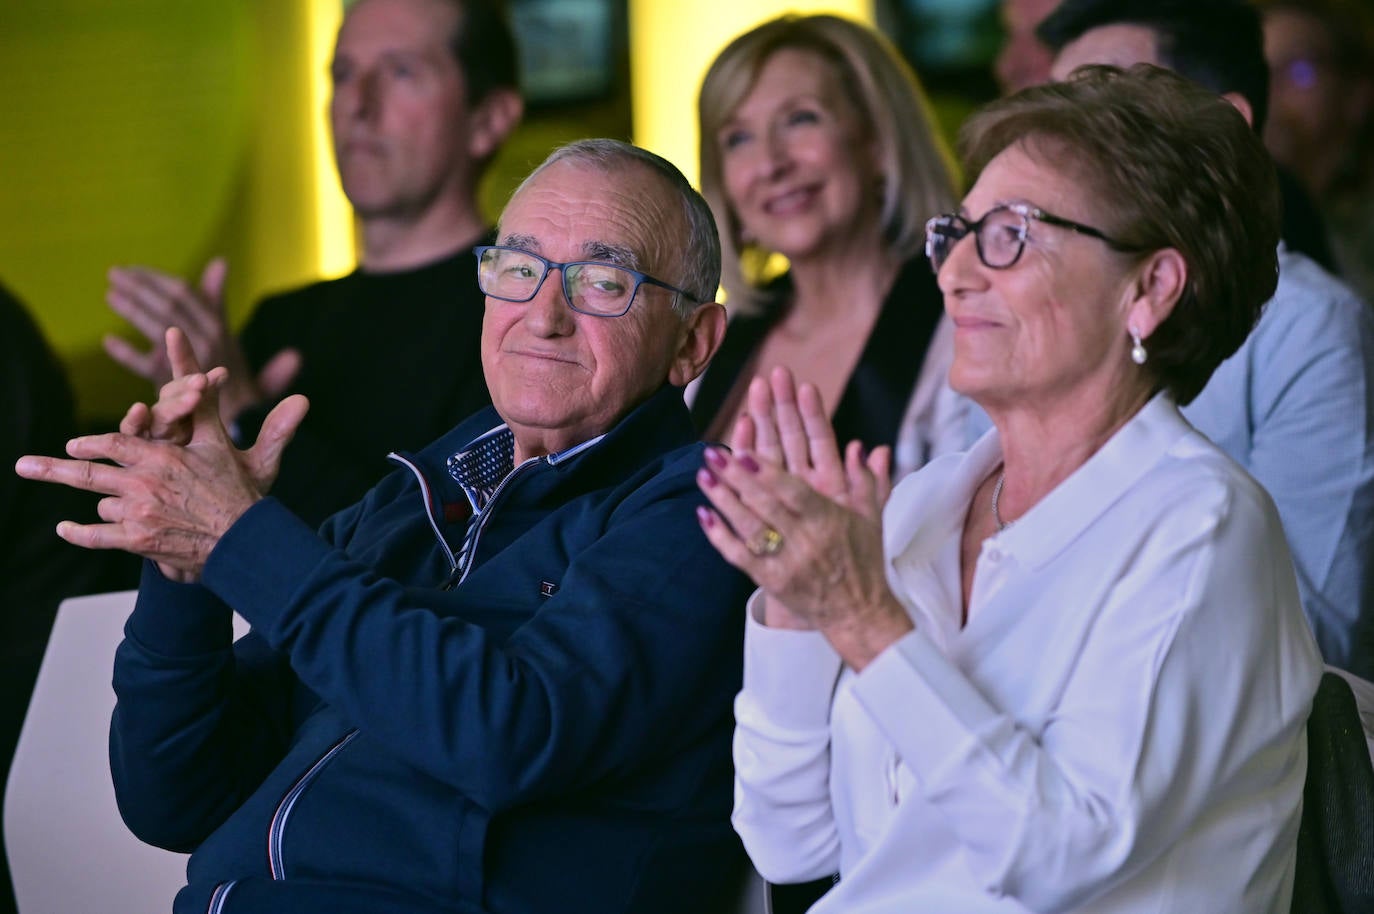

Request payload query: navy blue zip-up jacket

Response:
[109,386,753,914]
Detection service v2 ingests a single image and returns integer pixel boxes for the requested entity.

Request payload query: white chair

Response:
[3,591,247,914]
[732,864,769,914]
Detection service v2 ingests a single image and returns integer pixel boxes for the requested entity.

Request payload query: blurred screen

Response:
[510,0,618,104]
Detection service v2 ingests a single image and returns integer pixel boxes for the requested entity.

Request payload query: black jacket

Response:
[691,256,943,449]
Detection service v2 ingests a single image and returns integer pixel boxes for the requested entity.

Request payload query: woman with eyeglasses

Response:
[690,14,961,479]
[695,65,1322,913]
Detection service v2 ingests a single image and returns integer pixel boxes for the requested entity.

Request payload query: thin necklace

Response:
[991,471,1012,531]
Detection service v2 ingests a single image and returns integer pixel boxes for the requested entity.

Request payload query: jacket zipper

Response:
[388,452,459,583]
[267,729,360,879]
[450,458,544,588]
[252,450,547,890]
[388,451,546,591]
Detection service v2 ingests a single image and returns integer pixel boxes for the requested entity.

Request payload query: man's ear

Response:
[467,88,524,163]
[1125,247,1187,341]
[668,301,727,387]
[1219,91,1254,128]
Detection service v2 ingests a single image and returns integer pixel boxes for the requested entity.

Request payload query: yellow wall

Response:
[0,1,354,423]
[0,1,630,424]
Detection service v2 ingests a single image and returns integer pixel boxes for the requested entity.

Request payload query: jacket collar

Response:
[410,384,697,498]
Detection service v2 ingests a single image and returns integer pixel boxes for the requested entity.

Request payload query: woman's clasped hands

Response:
[695,367,915,669]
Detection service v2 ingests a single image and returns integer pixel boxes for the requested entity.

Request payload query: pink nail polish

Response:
[696,506,715,528]
[739,453,760,473]
[704,447,727,470]
[697,467,717,488]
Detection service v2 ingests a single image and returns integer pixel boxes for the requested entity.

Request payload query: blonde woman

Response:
[691,14,962,477]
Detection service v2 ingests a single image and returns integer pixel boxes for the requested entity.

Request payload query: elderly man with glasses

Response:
[15,139,749,914]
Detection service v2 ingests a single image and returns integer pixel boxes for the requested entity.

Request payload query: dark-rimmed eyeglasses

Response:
[474,245,699,318]
[924,203,1140,273]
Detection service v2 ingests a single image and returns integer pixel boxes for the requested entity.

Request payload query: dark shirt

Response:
[238,242,491,528]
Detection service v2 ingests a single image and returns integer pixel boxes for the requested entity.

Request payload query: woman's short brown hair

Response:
[697,14,957,312]
[960,64,1280,404]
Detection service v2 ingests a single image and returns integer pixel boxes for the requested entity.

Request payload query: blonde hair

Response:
[697,14,958,312]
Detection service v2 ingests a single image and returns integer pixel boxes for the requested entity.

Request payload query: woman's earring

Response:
[1129,326,1148,365]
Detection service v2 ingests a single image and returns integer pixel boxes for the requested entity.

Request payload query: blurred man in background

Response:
[1261,0,1374,304]
[104,0,523,527]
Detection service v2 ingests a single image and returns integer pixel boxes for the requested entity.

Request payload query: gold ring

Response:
[747,527,784,557]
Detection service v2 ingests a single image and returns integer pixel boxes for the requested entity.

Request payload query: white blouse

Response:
[733,394,1322,914]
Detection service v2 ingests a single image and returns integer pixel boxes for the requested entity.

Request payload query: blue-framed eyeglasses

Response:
[474,245,700,318]
[924,203,1140,273]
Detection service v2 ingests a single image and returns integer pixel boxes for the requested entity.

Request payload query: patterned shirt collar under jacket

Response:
[447,425,515,512]
[447,424,605,512]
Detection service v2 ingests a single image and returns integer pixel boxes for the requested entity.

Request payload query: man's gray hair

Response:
[510,139,721,318]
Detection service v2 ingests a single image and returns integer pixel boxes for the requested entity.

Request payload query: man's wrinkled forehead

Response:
[496,232,644,271]
[496,160,679,274]
[336,0,460,57]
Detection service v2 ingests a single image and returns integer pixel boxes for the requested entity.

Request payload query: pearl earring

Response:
[1129,327,1148,365]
